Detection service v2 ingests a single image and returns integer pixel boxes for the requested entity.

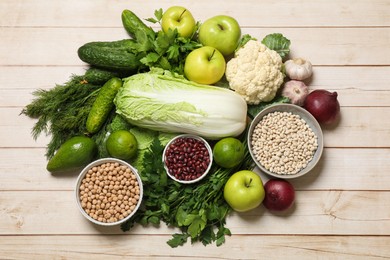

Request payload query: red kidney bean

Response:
[164,137,210,182]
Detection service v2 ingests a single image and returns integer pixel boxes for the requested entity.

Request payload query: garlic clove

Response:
[281,80,309,106]
[284,58,313,81]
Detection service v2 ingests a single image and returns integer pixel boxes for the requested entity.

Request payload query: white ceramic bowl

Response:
[75,158,143,226]
[162,134,213,184]
[248,103,324,179]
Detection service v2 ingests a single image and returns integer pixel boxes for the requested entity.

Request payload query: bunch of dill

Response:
[21,68,121,159]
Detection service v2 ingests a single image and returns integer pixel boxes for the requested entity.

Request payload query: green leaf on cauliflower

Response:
[261,33,291,59]
[235,34,257,52]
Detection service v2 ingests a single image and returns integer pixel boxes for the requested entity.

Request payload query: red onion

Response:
[263,179,295,211]
[304,89,340,125]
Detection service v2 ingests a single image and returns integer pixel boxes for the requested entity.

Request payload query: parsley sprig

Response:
[121,130,254,247]
[133,8,202,74]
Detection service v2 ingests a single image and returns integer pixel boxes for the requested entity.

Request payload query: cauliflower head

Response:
[225,40,284,105]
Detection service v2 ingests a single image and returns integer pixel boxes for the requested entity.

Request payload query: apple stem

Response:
[246,178,253,188]
[209,49,216,61]
[179,9,187,21]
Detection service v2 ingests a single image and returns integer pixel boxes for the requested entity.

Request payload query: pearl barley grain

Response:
[79,162,140,223]
[251,111,318,175]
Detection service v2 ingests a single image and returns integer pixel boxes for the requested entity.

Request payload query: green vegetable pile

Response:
[121,131,254,247]
[21,8,291,247]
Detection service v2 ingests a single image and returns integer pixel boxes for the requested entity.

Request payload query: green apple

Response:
[184,46,226,85]
[161,6,196,38]
[198,15,241,56]
[223,170,265,212]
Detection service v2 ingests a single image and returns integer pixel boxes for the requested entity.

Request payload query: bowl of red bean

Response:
[163,134,213,184]
[75,158,143,226]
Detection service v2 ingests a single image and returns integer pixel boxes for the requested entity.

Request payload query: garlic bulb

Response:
[281,80,309,106]
[284,58,313,80]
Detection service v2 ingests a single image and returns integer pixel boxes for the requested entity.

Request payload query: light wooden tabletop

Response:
[1,0,390,259]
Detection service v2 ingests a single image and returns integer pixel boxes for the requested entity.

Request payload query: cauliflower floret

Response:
[225,40,284,105]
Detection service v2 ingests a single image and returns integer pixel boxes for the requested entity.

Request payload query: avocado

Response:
[46,136,98,174]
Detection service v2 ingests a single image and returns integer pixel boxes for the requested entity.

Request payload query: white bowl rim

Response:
[75,157,143,226]
[162,134,213,184]
[248,103,324,179]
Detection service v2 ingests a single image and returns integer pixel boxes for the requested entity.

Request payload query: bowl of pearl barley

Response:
[75,158,143,226]
[248,103,324,179]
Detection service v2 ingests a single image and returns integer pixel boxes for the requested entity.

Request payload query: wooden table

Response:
[1,0,389,259]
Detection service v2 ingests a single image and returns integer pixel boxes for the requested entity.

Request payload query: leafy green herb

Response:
[145,8,163,24]
[21,74,100,158]
[166,233,190,247]
[261,33,291,59]
[121,128,255,247]
[140,9,202,74]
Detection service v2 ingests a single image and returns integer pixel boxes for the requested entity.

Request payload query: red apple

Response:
[263,179,295,211]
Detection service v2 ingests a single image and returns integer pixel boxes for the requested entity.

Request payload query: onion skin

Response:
[304,89,340,125]
[263,179,295,211]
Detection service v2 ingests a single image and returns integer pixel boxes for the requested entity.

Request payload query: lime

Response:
[106,130,138,160]
[213,137,245,168]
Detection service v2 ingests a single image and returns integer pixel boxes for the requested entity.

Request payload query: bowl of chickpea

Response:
[75,158,143,226]
[248,103,324,179]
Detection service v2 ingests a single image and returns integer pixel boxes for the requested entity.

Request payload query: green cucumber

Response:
[83,39,138,49]
[121,9,155,40]
[86,77,123,134]
[77,39,142,71]
[83,67,131,85]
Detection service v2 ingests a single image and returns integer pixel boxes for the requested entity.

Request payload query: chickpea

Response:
[79,162,141,223]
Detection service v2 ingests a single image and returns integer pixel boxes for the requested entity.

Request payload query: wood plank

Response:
[0,66,87,90]
[0,235,389,260]
[3,107,390,148]
[1,190,389,235]
[1,148,390,191]
[229,190,390,235]
[1,65,389,90]
[310,66,390,91]
[2,66,390,108]
[0,189,172,235]
[0,148,72,190]
[309,66,390,107]
[8,84,389,109]
[0,27,389,66]
[0,66,88,108]
[290,148,390,190]
[254,28,390,66]
[321,107,390,148]
[0,108,50,148]
[1,0,389,27]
